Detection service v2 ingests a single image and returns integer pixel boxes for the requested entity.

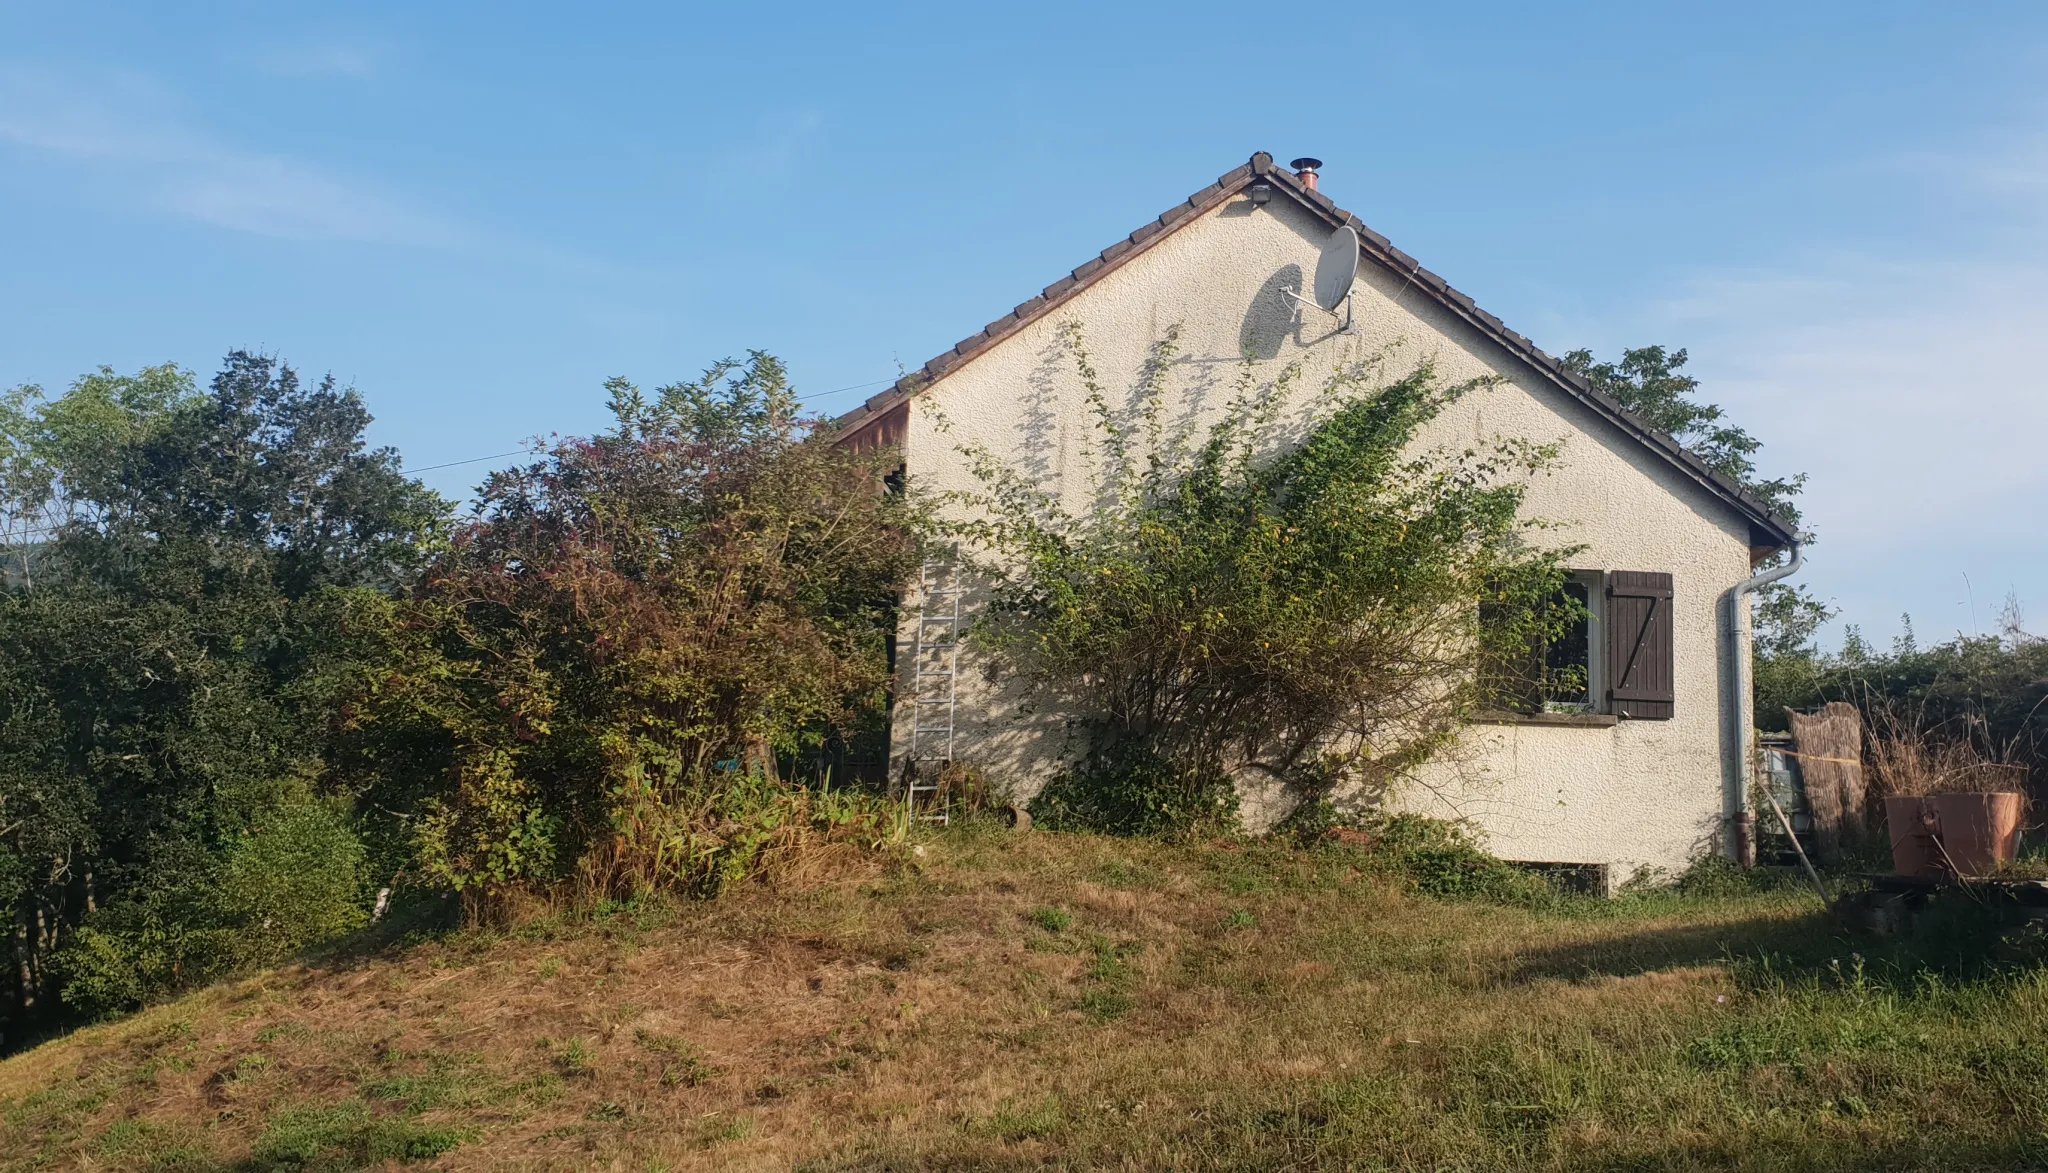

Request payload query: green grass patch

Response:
[251,1100,468,1168]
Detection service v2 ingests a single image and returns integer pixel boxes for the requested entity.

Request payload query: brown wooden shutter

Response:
[1606,571,1674,720]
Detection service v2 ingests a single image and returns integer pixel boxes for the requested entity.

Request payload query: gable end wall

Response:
[895,190,1752,877]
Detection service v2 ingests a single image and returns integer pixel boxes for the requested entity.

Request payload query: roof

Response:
[833,152,1799,550]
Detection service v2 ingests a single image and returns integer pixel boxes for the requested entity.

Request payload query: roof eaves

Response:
[1255,168,1799,546]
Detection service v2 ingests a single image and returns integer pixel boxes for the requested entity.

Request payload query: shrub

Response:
[1029,742,1237,838]
[1289,805,1554,906]
[594,766,904,899]
[216,800,373,955]
[342,355,920,906]
[1363,813,1554,904]
[948,324,1574,831]
[52,796,370,1019]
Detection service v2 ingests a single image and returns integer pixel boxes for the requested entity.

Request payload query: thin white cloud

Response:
[1657,252,2048,640]
[224,33,395,79]
[1670,259,2048,483]
[0,68,448,245]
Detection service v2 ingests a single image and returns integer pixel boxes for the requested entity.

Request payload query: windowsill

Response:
[1470,710,1620,728]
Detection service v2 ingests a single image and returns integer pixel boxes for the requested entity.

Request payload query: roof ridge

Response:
[834,153,1797,547]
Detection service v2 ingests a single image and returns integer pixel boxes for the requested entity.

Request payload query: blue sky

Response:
[3,2,2045,648]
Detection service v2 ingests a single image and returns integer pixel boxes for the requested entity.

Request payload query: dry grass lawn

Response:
[4,825,2047,1171]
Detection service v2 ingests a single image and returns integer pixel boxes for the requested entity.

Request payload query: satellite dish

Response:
[1313,225,1360,312]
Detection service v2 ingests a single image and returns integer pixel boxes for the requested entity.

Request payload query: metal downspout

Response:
[1723,535,1807,864]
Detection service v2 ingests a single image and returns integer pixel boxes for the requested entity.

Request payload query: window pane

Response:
[1542,580,1591,707]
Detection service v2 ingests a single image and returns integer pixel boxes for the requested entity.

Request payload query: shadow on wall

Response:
[1240,263,1303,362]
[1014,338,1068,487]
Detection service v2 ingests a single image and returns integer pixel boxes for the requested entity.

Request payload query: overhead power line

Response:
[798,376,896,402]
[402,373,900,476]
[408,449,531,473]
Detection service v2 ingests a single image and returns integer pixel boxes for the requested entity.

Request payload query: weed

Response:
[635,1029,719,1087]
[92,1118,209,1166]
[1080,937,1141,1021]
[227,1053,273,1081]
[1224,909,1256,930]
[1086,938,1137,984]
[542,1036,594,1077]
[984,1095,1064,1141]
[1079,987,1135,1021]
[362,1053,503,1112]
[1028,906,1073,933]
[1029,743,1239,838]
[254,1021,312,1044]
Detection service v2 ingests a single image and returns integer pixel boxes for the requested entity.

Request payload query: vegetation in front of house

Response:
[336,354,920,907]
[947,326,1580,834]
[5,827,2048,1172]
[0,333,2045,1172]
[0,353,916,1045]
[12,331,2048,1173]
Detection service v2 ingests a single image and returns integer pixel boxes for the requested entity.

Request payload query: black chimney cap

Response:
[1289,157,1322,172]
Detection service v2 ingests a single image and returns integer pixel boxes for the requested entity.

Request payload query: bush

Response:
[1029,743,1238,838]
[215,800,372,956]
[1365,813,1554,905]
[1284,804,1554,906]
[341,355,920,905]
[950,324,1574,827]
[52,797,370,1019]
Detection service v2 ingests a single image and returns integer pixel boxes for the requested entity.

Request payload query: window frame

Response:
[1476,567,1613,724]
[1541,569,1605,715]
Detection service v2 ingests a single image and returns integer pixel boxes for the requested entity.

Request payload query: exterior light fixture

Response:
[1248,181,1273,206]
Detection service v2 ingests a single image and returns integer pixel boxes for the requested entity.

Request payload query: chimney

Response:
[1290,157,1322,192]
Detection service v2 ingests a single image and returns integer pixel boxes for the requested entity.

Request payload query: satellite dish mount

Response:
[1282,224,1361,335]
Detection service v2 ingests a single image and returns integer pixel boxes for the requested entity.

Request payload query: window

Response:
[1482,571,1602,715]
[1481,568,1676,721]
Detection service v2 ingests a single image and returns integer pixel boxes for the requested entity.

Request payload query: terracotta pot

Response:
[1886,796,1943,878]
[1928,792,2024,876]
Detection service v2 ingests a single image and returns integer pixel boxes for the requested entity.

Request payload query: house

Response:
[834,152,1801,881]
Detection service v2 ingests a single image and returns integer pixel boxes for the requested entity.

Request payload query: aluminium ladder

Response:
[905,558,959,823]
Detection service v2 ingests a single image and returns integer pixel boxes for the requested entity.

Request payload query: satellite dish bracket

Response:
[1281,286,1356,334]
[1279,224,1362,337]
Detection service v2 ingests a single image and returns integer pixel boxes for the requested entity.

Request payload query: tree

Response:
[1559,345,1833,705]
[1560,345,1803,526]
[0,354,443,1036]
[950,326,1575,833]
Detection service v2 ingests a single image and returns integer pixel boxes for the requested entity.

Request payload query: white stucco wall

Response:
[891,190,1754,879]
